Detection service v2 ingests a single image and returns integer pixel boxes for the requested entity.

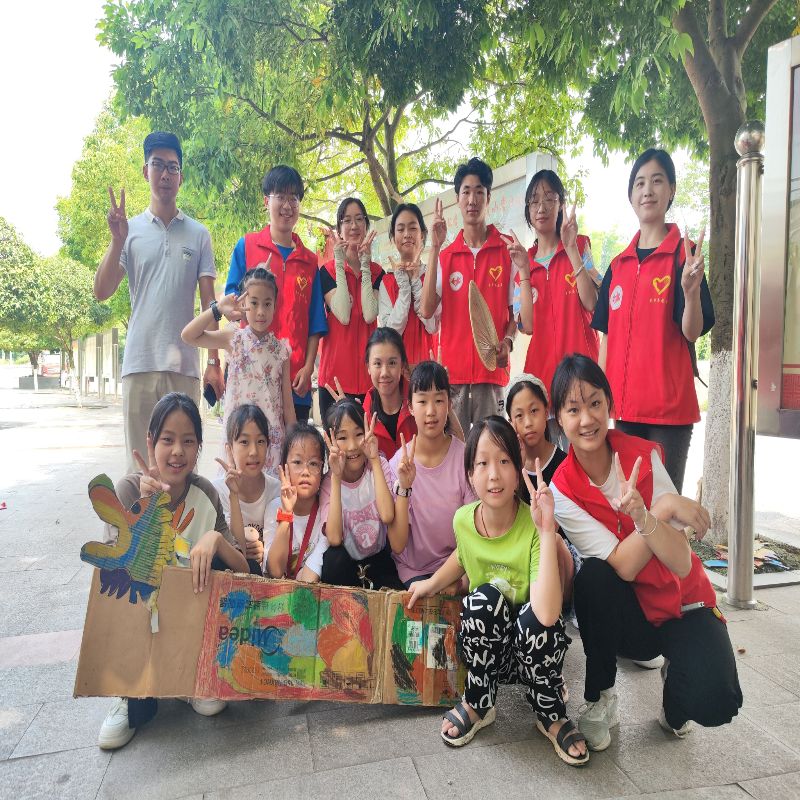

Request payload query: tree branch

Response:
[299,211,334,229]
[400,177,452,196]
[397,112,475,163]
[313,158,367,183]
[733,0,779,58]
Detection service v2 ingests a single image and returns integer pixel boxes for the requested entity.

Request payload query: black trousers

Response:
[321,543,403,590]
[318,388,366,429]
[614,420,693,493]
[574,558,742,729]
[293,403,311,423]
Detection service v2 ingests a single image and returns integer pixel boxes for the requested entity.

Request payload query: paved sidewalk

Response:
[1,383,800,800]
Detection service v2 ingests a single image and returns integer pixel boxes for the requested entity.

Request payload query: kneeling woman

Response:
[549,354,742,751]
[409,416,587,766]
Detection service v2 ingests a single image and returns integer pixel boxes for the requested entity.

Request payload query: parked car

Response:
[39,352,61,377]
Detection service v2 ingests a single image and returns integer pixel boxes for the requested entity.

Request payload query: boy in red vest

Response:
[420,158,517,433]
[225,166,328,421]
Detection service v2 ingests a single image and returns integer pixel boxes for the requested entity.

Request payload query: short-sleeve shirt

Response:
[212,474,281,538]
[262,497,328,578]
[454,500,541,605]
[120,209,216,379]
[517,446,568,506]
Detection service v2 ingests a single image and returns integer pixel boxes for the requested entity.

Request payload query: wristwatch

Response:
[207,358,218,366]
[209,299,222,322]
[394,481,412,498]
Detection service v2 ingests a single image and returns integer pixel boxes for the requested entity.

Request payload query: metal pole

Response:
[726,120,765,609]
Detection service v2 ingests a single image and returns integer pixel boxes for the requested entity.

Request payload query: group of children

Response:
[97,149,741,768]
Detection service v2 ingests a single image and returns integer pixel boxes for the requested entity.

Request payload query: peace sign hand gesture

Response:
[500,229,530,276]
[217,291,248,322]
[561,204,579,251]
[215,445,243,497]
[323,227,347,260]
[431,198,447,249]
[324,376,346,403]
[358,229,377,262]
[277,464,298,514]
[681,227,705,296]
[107,187,129,245]
[133,435,169,497]
[521,458,556,533]
[361,412,380,461]
[322,428,344,477]
[612,453,647,530]
[396,433,417,490]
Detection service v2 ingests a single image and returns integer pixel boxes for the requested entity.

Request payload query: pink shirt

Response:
[389,436,476,584]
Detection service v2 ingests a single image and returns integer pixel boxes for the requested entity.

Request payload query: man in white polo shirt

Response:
[94,131,223,472]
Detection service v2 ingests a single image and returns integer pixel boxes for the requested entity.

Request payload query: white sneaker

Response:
[188,698,227,716]
[658,708,692,738]
[632,655,665,669]
[98,698,136,750]
[578,690,619,751]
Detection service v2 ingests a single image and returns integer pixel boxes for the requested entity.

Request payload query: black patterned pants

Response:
[458,583,570,723]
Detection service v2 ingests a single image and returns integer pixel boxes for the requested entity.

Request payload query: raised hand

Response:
[681,227,705,295]
[361,412,380,461]
[431,198,447,249]
[323,226,347,260]
[278,464,298,514]
[521,458,555,532]
[107,187,129,245]
[396,433,417,490]
[322,428,344,477]
[500,229,530,274]
[215,445,243,497]
[612,453,647,530]
[358,229,377,261]
[133,435,168,497]
[561,204,579,251]
[217,290,248,322]
[324,375,346,403]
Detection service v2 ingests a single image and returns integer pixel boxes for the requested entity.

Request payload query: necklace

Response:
[479,502,514,538]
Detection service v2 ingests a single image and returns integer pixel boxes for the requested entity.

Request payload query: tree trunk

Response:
[27,350,39,392]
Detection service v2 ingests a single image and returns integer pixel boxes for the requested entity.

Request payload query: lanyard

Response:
[288,501,319,580]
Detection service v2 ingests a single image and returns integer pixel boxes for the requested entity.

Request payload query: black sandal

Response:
[536,717,590,766]
[441,701,496,747]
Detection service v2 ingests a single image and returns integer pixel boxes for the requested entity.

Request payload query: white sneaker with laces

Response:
[189,698,227,716]
[98,698,136,750]
[658,708,693,737]
[632,655,665,669]
[578,689,619,751]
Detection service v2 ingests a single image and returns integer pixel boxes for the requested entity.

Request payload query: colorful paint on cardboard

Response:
[195,575,380,702]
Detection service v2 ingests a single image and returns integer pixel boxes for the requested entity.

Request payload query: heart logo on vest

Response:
[565,272,577,287]
[610,285,623,311]
[652,275,671,295]
[296,275,308,292]
[449,271,464,292]
[489,265,503,282]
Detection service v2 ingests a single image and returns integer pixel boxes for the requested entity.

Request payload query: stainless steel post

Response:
[726,121,765,609]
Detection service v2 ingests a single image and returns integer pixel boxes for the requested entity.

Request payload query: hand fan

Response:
[468,280,499,371]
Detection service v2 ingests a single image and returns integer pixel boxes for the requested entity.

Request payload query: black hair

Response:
[463,415,522,486]
[280,421,327,468]
[147,392,202,445]
[524,169,566,236]
[143,132,182,168]
[551,354,614,419]
[627,148,676,209]
[336,197,370,234]
[389,203,428,245]
[225,403,269,445]
[325,397,366,435]
[409,360,450,397]
[262,165,305,200]
[365,327,408,417]
[505,380,551,443]
[239,266,278,301]
[454,157,493,196]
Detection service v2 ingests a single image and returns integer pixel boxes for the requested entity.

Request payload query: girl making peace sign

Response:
[548,354,742,752]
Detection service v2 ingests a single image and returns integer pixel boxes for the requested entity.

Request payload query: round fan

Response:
[468,280,499,371]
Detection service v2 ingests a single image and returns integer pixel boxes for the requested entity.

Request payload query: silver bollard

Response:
[725,120,764,609]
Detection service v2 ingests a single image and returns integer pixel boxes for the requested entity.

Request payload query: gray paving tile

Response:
[742,701,800,755]
[412,738,639,798]
[744,653,800,696]
[756,587,800,615]
[737,662,799,709]
[206,756,427,800]
[739,770,800,799]
[0,660,78,707]
[606,715,800,793]
[0,565,82,589]
[0,745,110,800]
[97,709,311,799]
[11,697,110,758]
[726,612,800,657]
[0,556,43,573]
[608,787,748,799]
[0,705,40,760]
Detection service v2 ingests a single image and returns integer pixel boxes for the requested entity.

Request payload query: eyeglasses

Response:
[148,159,181,175]
[269,193,301,207]
[341,215,366,226]
[528,194,558,209]
[287,458,323,475]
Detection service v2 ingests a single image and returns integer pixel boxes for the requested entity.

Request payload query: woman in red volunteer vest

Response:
[548,354,741,752]
[378,203,439,369]
[509,170,601,405]
[318,197,384,426]
[592,149,714,492]
[361,327,416,460]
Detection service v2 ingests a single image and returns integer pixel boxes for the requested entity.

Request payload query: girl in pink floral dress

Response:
[182,266,296,473]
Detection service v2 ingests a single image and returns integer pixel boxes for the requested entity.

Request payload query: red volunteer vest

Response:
[362,380,417,460]
[521,234,599,392]
[317,259,383,395]
[438,225,512,386]
[243,229,319,381]
[603,224,699,425]
[381,271,439,366]
[552,429,715,625]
